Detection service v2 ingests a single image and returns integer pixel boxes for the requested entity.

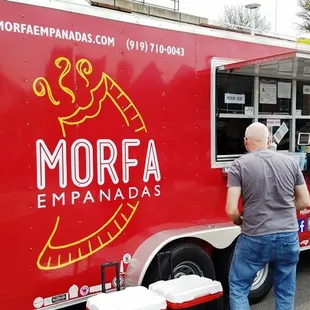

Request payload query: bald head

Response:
[244,122,270,151]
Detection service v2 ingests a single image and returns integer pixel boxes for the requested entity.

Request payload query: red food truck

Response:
[1,0,310,309]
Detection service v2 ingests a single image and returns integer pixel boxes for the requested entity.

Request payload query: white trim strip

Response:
[296,52,310,59]
[300,245,310,251]
[210,57,241,169]
[258,115,292,119]
[34,295,92,310]
[218,113,254,119]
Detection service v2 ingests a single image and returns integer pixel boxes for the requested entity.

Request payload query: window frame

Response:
[210,57,242,169]
[210,58,303,169]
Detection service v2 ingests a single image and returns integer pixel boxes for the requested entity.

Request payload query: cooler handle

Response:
[101,261,121,293]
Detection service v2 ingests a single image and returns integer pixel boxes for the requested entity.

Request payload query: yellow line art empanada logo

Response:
[37,201,139,270]
[33,57,147,138]
[33,57,148,270]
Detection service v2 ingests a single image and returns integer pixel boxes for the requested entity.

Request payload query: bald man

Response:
[225,122,310,310]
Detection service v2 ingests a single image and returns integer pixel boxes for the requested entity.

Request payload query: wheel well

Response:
[125,225,240,288]
[141,236,218,287]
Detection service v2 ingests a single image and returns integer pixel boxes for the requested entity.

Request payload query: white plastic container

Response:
[148,275,223,309]
[86,286,167,310]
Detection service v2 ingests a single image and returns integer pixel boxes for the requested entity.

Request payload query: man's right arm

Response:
[294,164,310,211]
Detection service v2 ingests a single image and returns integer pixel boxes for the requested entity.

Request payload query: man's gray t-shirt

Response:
[228,149,305,236]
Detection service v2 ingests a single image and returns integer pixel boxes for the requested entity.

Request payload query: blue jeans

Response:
[229,232,300,310]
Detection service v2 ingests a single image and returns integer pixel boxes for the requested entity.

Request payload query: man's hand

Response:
[225,186,242,225]
[233,216,243,226]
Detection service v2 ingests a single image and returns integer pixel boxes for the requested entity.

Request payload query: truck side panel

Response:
[0,1,291,308]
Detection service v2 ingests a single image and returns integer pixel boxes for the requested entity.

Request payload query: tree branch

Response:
[297,0,310,31]
[217,4,271,33]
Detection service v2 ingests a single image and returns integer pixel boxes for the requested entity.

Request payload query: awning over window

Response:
[216,51,310,80]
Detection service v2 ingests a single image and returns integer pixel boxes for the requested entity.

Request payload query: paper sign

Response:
[224,93,245,104]
[266,119,281,127]
[260,83,277,104]
[244,106,254,116]
[296,109,302,116]
[303,85,310,95]
[273,122,289,144]
[278,82,291,99]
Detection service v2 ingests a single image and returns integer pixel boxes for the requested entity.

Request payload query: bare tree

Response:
[217,4,271,34]
[297,0,310,32]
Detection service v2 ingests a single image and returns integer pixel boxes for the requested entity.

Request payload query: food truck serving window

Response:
[211,51,310,171]
[215,73,254,162]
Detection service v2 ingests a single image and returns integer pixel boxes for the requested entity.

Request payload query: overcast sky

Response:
[146,0,304,38]
[180,0,302,37]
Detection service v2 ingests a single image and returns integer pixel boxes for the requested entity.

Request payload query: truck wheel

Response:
[214,240,273,308]
[142,243,222,309]
[143,243,216,285]
[249,264,273,304]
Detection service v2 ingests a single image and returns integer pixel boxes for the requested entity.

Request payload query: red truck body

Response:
[1,0,310,309]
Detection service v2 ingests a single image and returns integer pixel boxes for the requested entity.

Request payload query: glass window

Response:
[259,78,292,115]
[216,118,252,157]
[295,120,310,171]
[296,120,310,150]
[296,81,310,116]
[258,119,290,151]
[216,73,254,115]
[213,69,297,166]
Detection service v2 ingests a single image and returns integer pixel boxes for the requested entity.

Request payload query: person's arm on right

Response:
[294,164,310,211]
[295,184,310,211]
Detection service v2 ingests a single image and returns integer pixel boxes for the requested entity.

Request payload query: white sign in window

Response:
[273,122,289,144]
[303,85,310,95]
[266,119,281,127]
[244,107,254,116]
[278,82,291,99]
[224,93,245,104]
[260,83,277,104]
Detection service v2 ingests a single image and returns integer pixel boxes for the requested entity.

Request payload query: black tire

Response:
[142,243,222,309]
[143,243,216,285]
[248,264,273,305]
[214,240,273,308]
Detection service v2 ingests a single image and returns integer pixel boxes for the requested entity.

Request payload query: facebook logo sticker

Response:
[299,219,305,233]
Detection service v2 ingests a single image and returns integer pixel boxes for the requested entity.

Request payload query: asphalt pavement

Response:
[251,250,310,310]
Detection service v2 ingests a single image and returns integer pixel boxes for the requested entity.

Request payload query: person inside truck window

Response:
[225,122,310,310]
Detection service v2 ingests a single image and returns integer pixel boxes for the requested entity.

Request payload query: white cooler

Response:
[148,275,223,310]
[86,286,167,310]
